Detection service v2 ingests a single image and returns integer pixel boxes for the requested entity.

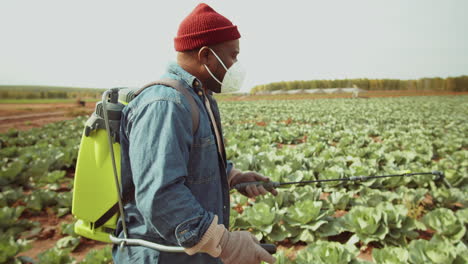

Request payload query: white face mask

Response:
[202,48,246,93]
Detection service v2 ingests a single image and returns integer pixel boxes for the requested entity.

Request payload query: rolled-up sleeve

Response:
[126,99,213,248]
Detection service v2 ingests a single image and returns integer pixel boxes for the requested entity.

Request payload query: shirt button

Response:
[193,80,200,87]
[198,91,203,96]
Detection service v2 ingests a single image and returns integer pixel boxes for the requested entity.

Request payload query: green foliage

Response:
[80,246,113,264]
[0,117,87,263]
[39,170,66,184]
[422,208,466,243]
[25,189,59,212]
[343,206,389,245]
[285,200,330,243]
[456,208,468,224]
[329,197,421,247]
[376,202,420,246]
[351,188,399,207]
[0,116,85,189]
[327,189,352,210]
[432,187,468,208]
[37,247,75,264]
[269,249,290,264]
[372,246,409,264]
[0,206,35,263]
[56,236,81,251]
[60,221,77,237]
[0,235,31,264]
[408,239,460,264]
[22,188,73,217]
[285,200,323,226]
[224,96,467,261]
[244,202,277,234]
[0,206,36,237]
[294,241,364,264]
[0,187,23,207]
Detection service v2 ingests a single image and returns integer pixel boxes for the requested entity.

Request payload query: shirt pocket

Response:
[187,134,219,184]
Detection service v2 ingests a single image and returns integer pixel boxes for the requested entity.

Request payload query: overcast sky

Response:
[1,0,467,92]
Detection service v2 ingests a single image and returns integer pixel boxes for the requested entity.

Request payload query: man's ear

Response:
[197,46,211,65]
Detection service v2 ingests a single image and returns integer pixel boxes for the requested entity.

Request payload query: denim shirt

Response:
[112,62,233,264]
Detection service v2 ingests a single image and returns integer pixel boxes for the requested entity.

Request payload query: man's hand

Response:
[185,215,276,264]
[230,171,278,198]
[219,230,276,264]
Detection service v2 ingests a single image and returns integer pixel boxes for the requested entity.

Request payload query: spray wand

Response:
[234,171,450,192]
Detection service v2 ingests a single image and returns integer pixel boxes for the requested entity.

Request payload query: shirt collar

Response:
[166,62,205,94]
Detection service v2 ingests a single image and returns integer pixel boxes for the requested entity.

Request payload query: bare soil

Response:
[17,212,108,262]
[0,102,95,133]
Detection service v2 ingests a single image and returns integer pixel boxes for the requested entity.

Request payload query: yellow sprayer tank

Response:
[72,128,121,242]
[72,91,126,242]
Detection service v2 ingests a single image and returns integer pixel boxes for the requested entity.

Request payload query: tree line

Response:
[250,75,468,94]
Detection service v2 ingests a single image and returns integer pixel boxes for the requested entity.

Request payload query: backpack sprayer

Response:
[233,171,450,192]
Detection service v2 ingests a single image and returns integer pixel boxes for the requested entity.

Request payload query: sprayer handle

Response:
[233,181,280,193]
[260,244,277,254]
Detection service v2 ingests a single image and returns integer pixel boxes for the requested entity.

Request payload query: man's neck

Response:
[179,63,212,93]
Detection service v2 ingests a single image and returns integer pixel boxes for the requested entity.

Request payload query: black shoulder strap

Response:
[93,79,200,230]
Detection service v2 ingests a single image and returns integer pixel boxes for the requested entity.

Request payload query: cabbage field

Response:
[1,95,467,263]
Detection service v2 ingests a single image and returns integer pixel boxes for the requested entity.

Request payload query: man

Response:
[112,3,277,264]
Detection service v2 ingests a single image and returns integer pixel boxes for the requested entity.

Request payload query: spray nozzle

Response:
[433,171,451,188]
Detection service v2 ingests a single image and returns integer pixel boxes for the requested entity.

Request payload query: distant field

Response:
[0,98,100,104]
[1,90,467,133]
[0,85,105,101]
[3,90,466,104]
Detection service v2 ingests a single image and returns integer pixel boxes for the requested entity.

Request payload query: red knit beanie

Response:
[174,3,241,51]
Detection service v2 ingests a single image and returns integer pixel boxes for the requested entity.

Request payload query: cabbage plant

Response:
[432,187,468,208]
[376,202,420,246]
[284,200,329,243]
[372,246,409,264]
[294,240,366,264]
[328,189,352,210]
[422,208,466,243]
[408,239,458,264]
[343,206,389,244]
[243,201,277,240]
[456,208,468,224]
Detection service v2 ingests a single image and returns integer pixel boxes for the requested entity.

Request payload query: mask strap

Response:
[199,47,228,85]
[203,65,223,85]
[206,48,228,71]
